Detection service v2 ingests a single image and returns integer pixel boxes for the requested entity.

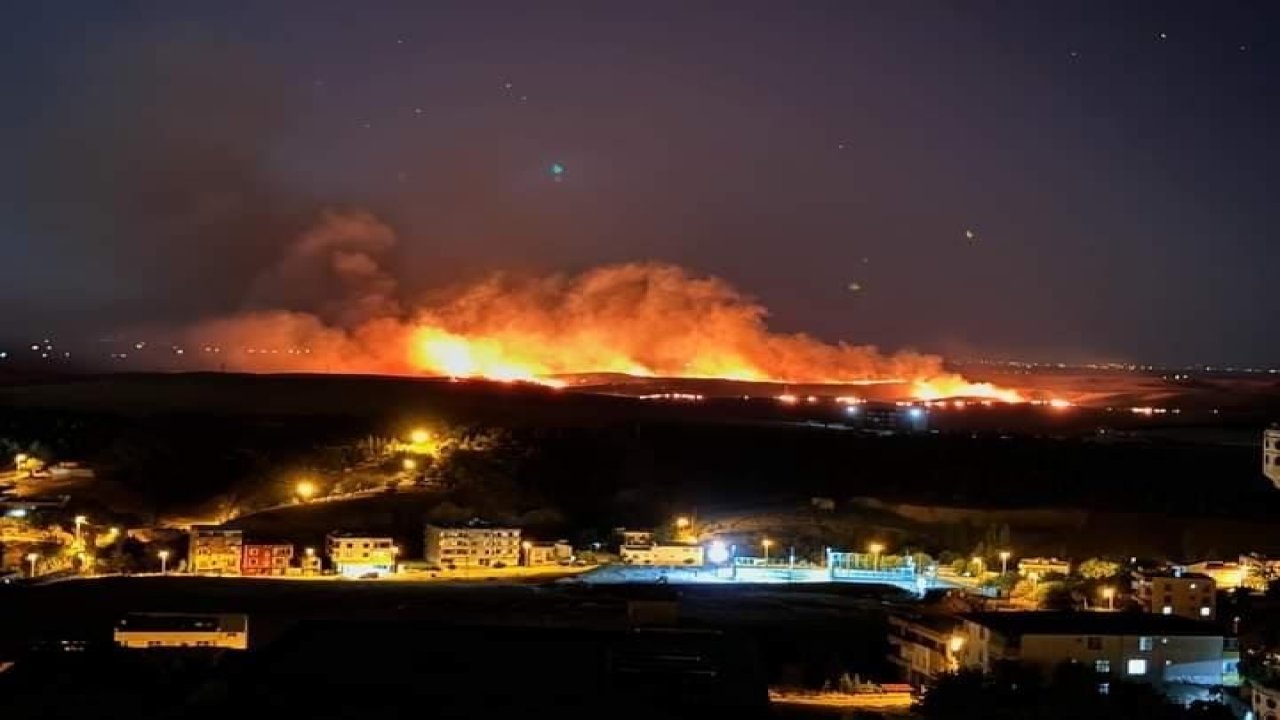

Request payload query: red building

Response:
[242,544,293,576]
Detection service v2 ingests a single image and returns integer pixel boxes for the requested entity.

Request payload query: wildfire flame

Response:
[183,210,1026,402]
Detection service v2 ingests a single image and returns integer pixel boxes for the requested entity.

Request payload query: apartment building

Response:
[620,543,704,566]
[188,526,243,575]
[957,612,1226,689]
[887,612,965,686]
[242,544,293,576]
[327,533,397,578]
[1132,569,1216,620]
[424,521,521,568]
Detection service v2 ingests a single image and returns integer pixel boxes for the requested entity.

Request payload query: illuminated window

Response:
[1200,606,1212,617]
[1161,606,1173,615]
[1095,659,1111,673]
[1139,636,1153,651]
[1127,658,1148,675]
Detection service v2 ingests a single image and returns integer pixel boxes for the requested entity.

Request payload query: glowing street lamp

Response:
[74,515,87,545]
[868,542,885,571]
[707,540,730,564]
[158,549,170,574]
[402,458,418,471]
[295,480,316,502]
[14,453,28,471]
[675,516,690,530]
[999,550,1011,575]
[762,538,774,564]
[972,556,985,576]
[1101,586,1116,611]
[25,552,38,577]
[304,547,315,558]
[410,428,430,445]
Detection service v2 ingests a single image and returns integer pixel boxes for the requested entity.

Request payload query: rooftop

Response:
[1133,570,1213,580]
[961,612,1223,638]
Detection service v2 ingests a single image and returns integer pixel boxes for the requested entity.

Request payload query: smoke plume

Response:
[182,210,1015,397]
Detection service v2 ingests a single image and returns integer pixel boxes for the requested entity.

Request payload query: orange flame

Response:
[185,212,1026,402]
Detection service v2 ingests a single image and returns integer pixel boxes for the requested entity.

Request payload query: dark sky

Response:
[2,1,1277,365]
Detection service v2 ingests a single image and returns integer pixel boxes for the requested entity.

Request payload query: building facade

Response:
[327,533,397,578]
[188,526,243,575]
[957,612,1226,688]
[620,543,704,566]
[525,540,572,567]
[1018,557,1072,579]
[1132,570,1216,620]
[1251,680,1280,720]
[618,529,655,547]
[115,613,249,650]
[424,521,521,568]
[242,544,293,576]
[1183,560,1245,591]
[887,612,964,686]
[1265,425,1280,489]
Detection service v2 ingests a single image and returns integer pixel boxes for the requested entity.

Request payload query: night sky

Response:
[2,1,1278,365]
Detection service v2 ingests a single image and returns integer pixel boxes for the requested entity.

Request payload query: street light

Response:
[1101,586,1116,611]
[295,480,316,502]
[868,542,885,571]
[74,515,87,545]
[762,538,774,564]
[972,556,985,576]
[410,429,430,445]
[14,453,28,470]
[522,540,533,566]
[999,550,1011,575]
[25,552,38,577]
[402,458,418,471]
[675,516,690,530]
[158,549,170,574]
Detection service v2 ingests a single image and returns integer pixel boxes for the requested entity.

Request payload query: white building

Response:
[957,612,1226,689]
[424,521,521,568]
[326,533,397,578]
[1265,425,1280,489]
[620,543,704,566]
[115,613,248,650]
[887,612,965,687]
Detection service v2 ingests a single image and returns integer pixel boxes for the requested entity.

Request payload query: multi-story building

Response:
[1240,553,1280,592]
[326,533,397,578]
[424,521,521,568]
[1250,677,1280,720]
[115,613,249,650]
[242,544,293,576]
[1132,569,1216,620]
[1264,425,1280,489]
[1017,557,1072,579]
[617,529,655,548]
[1183,560,1245,591]
[621,543,704,566]
[524,540,573,567]
[956,612,1227,689]
[887,612,965,687]
[188,526,243,575]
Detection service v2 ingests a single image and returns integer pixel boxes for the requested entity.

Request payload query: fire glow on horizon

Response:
[182,210,1033,403]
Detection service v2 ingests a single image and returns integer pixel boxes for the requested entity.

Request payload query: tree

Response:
[1077,558,1123,580]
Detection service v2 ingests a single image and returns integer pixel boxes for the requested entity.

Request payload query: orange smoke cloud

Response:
[183,210,1022,400]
